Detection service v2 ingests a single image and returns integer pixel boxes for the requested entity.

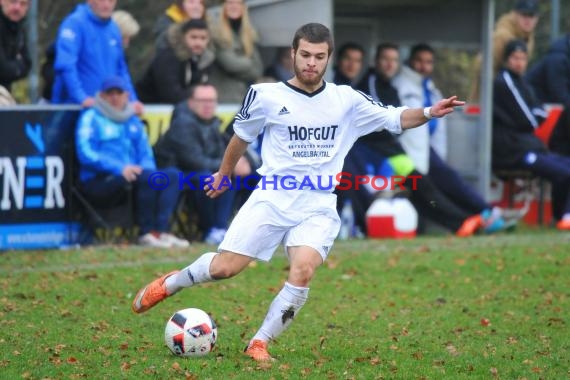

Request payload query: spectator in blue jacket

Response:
[52,0,143,114]
[76,76,189,247]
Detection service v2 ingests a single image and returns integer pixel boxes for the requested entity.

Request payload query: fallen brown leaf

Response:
[66,357,78,364]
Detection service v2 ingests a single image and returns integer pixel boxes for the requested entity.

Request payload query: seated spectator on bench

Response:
[76,77,189,247]
[137,19,214,105]
[264,46,294,83]
[493,40,570,230]
[394,43,508,233]
[333,42,365,87]
[526,33,570,157]
[345,43,505,236]
[154,83,246,244]
[51,0,143,115]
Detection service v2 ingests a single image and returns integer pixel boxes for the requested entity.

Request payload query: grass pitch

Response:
[1,231,568,379]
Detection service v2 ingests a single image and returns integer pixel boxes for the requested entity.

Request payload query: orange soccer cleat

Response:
[456,214,484,237]
[244,339,273,362]
[556,218,570,231]
[131,271,179,313]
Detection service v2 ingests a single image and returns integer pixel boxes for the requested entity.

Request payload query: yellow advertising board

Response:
[140,104,241,146]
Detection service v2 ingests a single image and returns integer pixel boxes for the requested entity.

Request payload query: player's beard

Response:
[293,57,326,87]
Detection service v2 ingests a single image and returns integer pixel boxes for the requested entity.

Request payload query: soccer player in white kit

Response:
[132,23,464,361]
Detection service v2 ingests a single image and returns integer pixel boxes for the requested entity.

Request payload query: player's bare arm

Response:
[400,96,465,130]
[205,134,249,198]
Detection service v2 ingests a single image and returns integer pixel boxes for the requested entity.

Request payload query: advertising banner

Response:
[0,107,80,250]
[0,104,240,250]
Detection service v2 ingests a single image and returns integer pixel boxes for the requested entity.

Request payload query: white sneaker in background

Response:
[204,228,227,245]
[159,233,190,248]
[138,232,172,248]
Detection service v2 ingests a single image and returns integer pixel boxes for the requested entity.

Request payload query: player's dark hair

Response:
[375,42,399,61]
[292,23,334,56]
[336,42,365,62]
[181,19,209,34]
[409,43,435,62]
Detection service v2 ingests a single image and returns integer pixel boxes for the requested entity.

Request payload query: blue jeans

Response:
[81,168,180,234]
[184,171,236,233]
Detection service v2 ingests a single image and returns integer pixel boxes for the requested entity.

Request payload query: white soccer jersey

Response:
[233,81,407,190]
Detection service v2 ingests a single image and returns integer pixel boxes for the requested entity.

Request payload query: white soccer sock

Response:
[164,252,217,294]
[251,282,309,343]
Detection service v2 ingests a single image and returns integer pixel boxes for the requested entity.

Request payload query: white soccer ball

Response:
[164,308,217,357]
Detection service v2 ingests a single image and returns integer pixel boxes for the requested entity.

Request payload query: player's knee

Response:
[209,252,251,279]
[210,265,239,279]
[289,263,316,287]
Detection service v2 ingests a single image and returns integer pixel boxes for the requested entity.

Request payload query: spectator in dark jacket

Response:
[357,43,399,106]
[137,19,214,104]
[0,0,31,93]
[263,47,293,82]
[526,34,570,113]
[526,33,570,156]
[493,39,570,230]
[355,43,406,173]
[333,42,364,86]
[154,84,244,244]
[39,43,55,103]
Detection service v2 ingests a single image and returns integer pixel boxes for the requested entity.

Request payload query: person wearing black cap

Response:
[470,0,539,102]
[492,39,570,231]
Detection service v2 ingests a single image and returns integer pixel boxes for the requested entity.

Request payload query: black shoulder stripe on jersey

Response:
[235,87,257,121]
[354,89,387,108]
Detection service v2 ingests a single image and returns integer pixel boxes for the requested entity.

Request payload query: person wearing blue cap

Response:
[75,76,190,247]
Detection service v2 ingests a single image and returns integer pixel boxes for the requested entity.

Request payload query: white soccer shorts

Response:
[218,189,341,261]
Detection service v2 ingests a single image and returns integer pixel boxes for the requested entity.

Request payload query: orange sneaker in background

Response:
[556,219,570,231]
[456,214,484,237]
